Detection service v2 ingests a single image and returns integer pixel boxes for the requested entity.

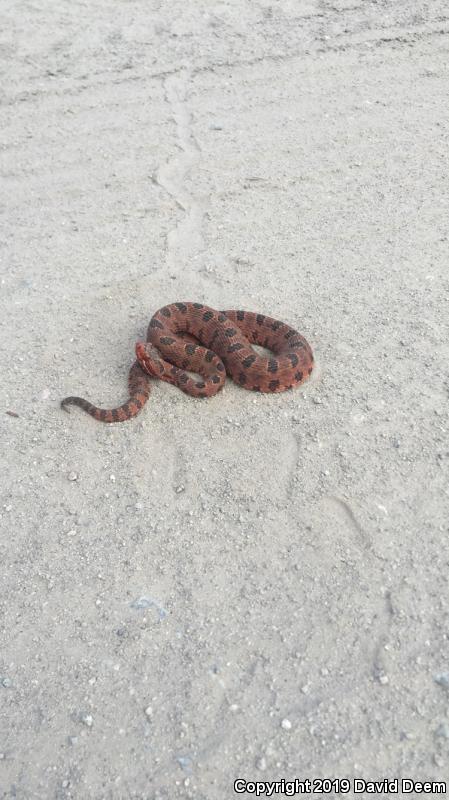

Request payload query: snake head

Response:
[135,341,163,377]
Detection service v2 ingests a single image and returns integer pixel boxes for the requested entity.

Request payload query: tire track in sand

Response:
[156,72,204,269]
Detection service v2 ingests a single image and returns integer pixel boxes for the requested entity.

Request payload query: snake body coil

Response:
[61,302,314,423]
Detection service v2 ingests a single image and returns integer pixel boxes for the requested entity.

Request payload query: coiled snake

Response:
[61,302,314,423]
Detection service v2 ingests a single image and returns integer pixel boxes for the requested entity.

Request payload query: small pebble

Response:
[176,485,185,493]
[434,753,444,767]
[2,678,12,688]
[434,672,449,689]
[68,471,78,482]
[177,755,192,772]
[256,756,267,771]
[81,714,93,727]
[378,674,389,685]
[435,722,449,739]
[145,706,153,718]
[281,718,292,730]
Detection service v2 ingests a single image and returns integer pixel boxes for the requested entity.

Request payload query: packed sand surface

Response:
[1,1,449,797]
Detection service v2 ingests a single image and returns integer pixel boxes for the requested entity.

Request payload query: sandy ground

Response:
[1,1,449,798]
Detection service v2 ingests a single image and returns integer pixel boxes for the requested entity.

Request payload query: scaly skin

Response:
[61,303,314,422]
[61,362,150,423]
